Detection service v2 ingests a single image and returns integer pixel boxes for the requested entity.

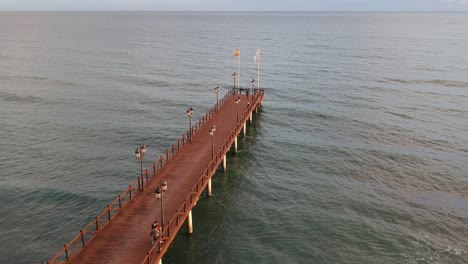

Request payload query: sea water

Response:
[0,12,467,263]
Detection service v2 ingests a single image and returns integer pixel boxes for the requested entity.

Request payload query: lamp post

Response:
[186,107,193,141]
[134,144,146,191]
[251,78,256,97]
[214,86,220,112]
[154,180,168,249]
[209,125,216,159]
[232,72,237,93]
[235,97,241,122]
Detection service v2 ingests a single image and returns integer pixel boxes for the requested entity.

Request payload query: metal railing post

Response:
[64,244,69,262]
[80,229,85,247]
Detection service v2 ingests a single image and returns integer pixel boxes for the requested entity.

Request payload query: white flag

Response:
[253,49,260,64]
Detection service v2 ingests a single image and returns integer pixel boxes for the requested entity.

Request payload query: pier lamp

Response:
[232,72,237,92]
[135,144,146,191]
[186,107,193,141]
[209,125,216,159]
[235,97,241,122]
[154,180,168,238]
[215,86,221,112]
[251,78,256,97]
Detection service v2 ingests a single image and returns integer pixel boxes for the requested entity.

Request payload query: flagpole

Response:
[237,48,240,91]
[257,48,260,90]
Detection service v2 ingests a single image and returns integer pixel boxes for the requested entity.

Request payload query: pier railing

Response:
[141,89,264,264]
[46,89,237,264]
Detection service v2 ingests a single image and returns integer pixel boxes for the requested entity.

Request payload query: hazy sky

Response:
[0,0,468,11]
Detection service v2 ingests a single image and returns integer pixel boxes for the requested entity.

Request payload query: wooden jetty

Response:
[46,88,265,264]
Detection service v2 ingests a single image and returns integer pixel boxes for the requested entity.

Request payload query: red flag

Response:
[232,49,240,57]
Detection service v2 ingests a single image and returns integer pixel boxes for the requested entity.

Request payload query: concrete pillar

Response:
[234,137,238,153]
[249,112,253,124]
[243,122,247,137]
[207,178,212,197]
[187,210,193,234]
[223,155,227,172]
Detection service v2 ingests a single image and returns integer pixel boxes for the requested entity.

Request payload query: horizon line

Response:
[1,10,467,12]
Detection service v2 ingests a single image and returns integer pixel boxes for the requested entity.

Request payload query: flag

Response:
[232,49,240,57]
[253,49,260,63]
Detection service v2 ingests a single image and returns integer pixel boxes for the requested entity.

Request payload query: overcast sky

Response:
[0,0,468,11]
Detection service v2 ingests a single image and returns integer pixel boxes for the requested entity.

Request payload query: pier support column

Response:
[187,210,193,235]
[255,106,258,113]
[207,178,212,197]
[223,155,227,172]
[243,122,247,137]
[234,137,238,153]
[158,259,162,264]
[249,112,253,124]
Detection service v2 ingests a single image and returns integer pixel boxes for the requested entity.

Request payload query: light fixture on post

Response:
[232,72,237,93]
[251,78,256,98]
[186,107,193,141]
[235,97,241,122]
[209,125,216,159]
[154,179,168,250]
[214,86,220,112]
[134,144,146,191]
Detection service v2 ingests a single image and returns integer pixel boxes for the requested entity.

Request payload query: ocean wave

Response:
[402,234,468,264]
[0,90,44,104]
[1,74,76,87]
[380,78,468,88]
[385,110,413,120]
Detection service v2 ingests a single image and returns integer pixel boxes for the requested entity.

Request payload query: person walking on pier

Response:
[150,223,158,245]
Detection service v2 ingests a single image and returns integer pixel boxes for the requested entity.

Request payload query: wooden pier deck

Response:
[47,89,264,264]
